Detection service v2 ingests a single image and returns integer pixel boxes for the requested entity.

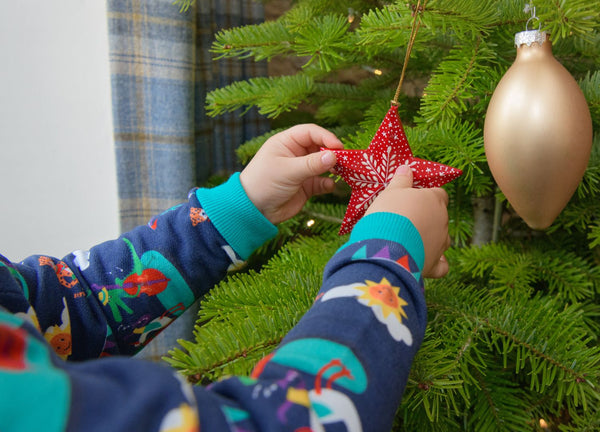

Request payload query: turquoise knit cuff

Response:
[196,173,278,260]
[346,212,425,271]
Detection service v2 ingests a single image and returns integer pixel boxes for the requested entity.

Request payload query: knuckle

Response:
[305,154,319,174]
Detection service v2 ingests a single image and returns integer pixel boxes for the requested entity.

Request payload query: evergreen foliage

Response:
[167,0,600,429]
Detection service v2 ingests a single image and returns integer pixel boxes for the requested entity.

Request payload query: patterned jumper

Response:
[0,172,427,432]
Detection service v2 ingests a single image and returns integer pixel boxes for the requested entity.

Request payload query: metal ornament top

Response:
[515,29,547,47]
[516,3,547,47]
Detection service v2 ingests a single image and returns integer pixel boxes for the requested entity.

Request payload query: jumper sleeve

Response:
[0,174,277,360]
[201,212,428,431]
[0,212,427,432]
[0,306,207,432]
[196,172,278,260]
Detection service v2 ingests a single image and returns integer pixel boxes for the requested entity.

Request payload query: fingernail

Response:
[396,165,410,175]
[321,151,336,166]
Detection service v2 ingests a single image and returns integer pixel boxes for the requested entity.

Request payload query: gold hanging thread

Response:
[392,0,427,106]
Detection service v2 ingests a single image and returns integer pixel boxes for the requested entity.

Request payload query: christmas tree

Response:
[167,1,600,429]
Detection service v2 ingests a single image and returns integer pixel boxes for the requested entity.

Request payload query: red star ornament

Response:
[327,105,462,235]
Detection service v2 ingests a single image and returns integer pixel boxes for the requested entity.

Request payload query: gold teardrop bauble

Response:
[484,30,593,229]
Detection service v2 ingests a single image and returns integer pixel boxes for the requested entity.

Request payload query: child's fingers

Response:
[284,124,343,154]
[300,176,336,199]
[313,176,336,196]
[425,255,449,279]
[387,165,414,189]
[286,150,337,184]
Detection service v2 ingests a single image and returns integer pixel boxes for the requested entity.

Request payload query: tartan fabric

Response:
[107,0,269,233]
[107,0,269,361]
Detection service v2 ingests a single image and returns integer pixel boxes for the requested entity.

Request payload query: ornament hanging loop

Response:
[526,16,541,31]
[524,3,541,31]
[516,3,546,47]
[525,17,542,31]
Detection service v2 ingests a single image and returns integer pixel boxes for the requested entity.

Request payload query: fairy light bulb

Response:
[347,8,355,23]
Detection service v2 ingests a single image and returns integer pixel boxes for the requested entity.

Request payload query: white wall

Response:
[0,1,119,261]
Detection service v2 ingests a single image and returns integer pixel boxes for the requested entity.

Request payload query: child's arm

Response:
[200,164,450,432]
[0,185,265,360]
[0,125,342,360]
[0,166,450,432]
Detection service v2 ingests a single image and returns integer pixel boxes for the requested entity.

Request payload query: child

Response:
[0,124,449,431]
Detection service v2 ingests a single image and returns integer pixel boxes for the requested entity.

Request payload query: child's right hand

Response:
[365,165,450,279]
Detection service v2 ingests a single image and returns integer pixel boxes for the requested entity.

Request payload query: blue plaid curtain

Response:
[107,0,268,232]
[107,0,269,360]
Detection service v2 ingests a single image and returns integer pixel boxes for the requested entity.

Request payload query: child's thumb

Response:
[289,150,337,182]
[388,165,414,189]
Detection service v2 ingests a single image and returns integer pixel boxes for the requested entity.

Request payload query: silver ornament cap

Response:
[515,29,547,47]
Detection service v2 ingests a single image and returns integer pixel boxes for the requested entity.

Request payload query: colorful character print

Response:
[321,278,413,345]
[0,260,29,298]
[252,338,366,431]
[90,238,193,350]
[350,244,421,282]
[39,257,79,289]
[43,298,72,360]
[148,204,184,230]
[0,323,27,370]
[222,245,245,272]
[159,404,199,432]
[190,207,208,226]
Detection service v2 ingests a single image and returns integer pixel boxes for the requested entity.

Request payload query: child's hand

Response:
[240,124,343,225]
[366,165,451,278]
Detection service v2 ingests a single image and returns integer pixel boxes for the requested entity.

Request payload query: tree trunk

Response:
[471,194,495,246]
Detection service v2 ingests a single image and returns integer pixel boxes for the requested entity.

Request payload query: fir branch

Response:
[281,0,367,30]
[467,363,533,431]
[575,134,600,199]
[447,243,597,303]
[166,236,345,381]
[554,33,600,77]
[311,82,388,124]
[172,0,194,13]
[579,71,600,129]
[205,75,314,118]
[293,14,352,71]
[166,314,289,381]
[312,82,377,103]
[420,0,498,40]
[409,119,492,196]
[235,128,285,165]
[560,404,600,431]
[551,199,600,235]
[587,220,600,249]
[402,333,468,423]
[419,37,499,123]
[249,201,345,260]
[355,6,415,49]
[211,21,294,61]
[427,284,600,411]
[447,188,474,246]
[301,202,345,225]
[538,0,600,41]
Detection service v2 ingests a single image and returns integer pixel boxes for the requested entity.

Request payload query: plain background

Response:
[0,1,119,261]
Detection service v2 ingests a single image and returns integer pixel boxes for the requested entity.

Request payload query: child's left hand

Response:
[240,124,343,224]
